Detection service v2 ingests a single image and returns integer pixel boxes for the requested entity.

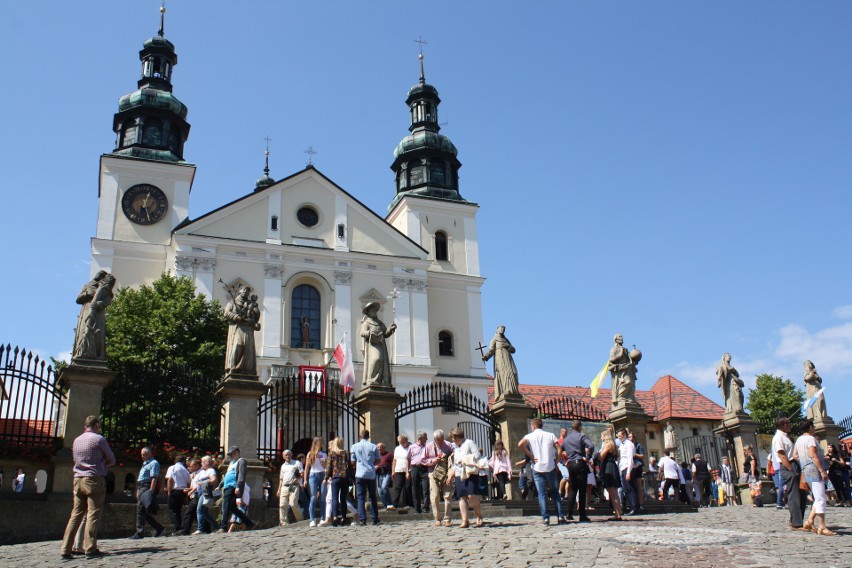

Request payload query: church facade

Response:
[89,21,490,437]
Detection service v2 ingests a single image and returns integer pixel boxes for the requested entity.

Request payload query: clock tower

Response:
[92,6,195,283]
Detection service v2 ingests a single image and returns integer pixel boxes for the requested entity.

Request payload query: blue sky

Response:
[1,1,851,422]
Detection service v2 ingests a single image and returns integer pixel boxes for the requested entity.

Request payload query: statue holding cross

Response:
[480,325,520,402]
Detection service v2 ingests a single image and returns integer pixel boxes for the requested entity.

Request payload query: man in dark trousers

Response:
[560,420,595,522]
[130,446,165,539]
[165,454,190,535]
[691,453,712,507]
[219,446,255,532]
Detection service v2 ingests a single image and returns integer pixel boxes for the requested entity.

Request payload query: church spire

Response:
[111,3,191,162]
[389,42,464,210]
[255,136,275,191]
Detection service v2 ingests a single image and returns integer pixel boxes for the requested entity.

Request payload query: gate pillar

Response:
[355,385,403,449]
[608,403,653,457]
[492,395,533,499]
[52,362,117,493]
[216,376,269,524]
[714,413,758,477]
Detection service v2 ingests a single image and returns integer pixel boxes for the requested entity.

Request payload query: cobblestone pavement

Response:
[12,506,852,567]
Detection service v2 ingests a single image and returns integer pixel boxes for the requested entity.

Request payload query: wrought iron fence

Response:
[0,345,65,456]
[100,361,223,457]
[680,435,730,469]
[755,414,803,436]
[840,414,852,440]
[257,366,361,462]
[533,395,608,422]
[394,382,500,448]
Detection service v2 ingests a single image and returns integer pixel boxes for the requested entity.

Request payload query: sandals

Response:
[434,520,442,526]
[475,518,484,527]
[443,519,452,527]
[816,526,837,536]
[459,520,470,528]
[801,522,814,532]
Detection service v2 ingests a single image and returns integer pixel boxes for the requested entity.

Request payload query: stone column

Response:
[355,385,403,449]
[713,412,759,477]
[52,361,117,493]
[814,417,843,450]
[491,394,533,499]
[608,401,653,453]
[216,374,269,525]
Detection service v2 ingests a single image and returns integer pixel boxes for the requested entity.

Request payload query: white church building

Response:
[88,20,491,439]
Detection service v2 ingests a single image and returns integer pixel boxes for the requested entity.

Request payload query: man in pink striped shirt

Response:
[60,415,115,559]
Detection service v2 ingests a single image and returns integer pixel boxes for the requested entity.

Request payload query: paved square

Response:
[15,507,852,567]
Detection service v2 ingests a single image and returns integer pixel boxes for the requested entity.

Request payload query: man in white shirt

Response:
[770,417,793,510]
[165,455,191,535]
[276,450,304,525]
[657,451,680,501]
[772,417,806,528]
[518,418,567,525]
[616,429,639,515]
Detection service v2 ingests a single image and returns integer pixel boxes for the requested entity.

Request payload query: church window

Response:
[429,161,446,185]
[648,431,655,440]
[434,231,448,261]
[442,392,458,414]
[122,123,137,147]
[141,118,163,146]
[297,206,319,228]
[271,215,278,231]
[291,284,320,349]
[438,330,454,357]
[692,428,699,436]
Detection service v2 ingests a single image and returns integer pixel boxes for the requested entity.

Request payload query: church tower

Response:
[91,5,196,283]
[386,47,486,379]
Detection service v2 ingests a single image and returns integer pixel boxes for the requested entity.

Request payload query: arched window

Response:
[434,231,449,261]
[291,284,321,349]
[438,330,454,357]
[141,118,163,146]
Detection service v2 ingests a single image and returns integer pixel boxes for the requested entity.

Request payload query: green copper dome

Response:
[118,88,188,119]
[393,130,458,159]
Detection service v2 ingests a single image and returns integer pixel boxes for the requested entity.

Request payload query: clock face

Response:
[121,184,168,225]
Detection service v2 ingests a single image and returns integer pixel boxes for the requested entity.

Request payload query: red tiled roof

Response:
[0,419,56,439]
[488,375,723,422]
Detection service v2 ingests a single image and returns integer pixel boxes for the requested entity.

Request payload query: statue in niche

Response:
[481,325,520,401]
[609,334,640,406]
[803,360,828,421]
[224,286,261,377]
[716,353,745,415]
[73,271,116,362]
[301,316,311,348]
[360,302,396,387]
[664,422,678,450]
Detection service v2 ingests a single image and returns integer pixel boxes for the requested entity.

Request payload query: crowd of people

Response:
[58,412,846,559]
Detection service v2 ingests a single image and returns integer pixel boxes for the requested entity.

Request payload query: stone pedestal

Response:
[608,401,653,453]
[354,385,403,449]
[491,394,533,499]
[52,361,117,493]
[814,417,843,449]
[714,412,758,477]
[216,373,269,522]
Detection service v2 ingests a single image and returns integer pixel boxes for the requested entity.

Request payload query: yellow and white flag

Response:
[589,361,610,399]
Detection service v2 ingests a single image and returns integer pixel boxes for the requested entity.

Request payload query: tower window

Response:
[141,118,163,146]
[438,331,454,357]
[434,231,448,261]
[297,206,319,228]
[271,215,278,231]
[291,284,321,349]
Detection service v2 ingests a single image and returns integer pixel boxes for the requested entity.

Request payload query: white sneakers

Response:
[309,521,317,527]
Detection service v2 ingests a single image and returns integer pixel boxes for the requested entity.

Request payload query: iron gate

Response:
[257,366,363,461]
[680,435,730,469]
[394,382,500,451]
[0,345,65,452]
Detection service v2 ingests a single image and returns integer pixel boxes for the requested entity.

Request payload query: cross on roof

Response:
[304,145,317,166]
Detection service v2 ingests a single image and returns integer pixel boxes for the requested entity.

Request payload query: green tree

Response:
[105,273,227,375]
[746,373,805,433]
[100,274,228,456]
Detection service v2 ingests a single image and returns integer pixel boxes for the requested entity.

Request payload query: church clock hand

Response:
[144,192,152,221]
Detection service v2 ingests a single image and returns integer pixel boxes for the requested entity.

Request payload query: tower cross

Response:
[414,35,428,82]
[263,136,272,175]
[304,145,317,166]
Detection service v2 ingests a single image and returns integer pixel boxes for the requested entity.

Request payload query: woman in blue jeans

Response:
[303,437,327,527]
[191,456,218,534]
[325,437,352,526]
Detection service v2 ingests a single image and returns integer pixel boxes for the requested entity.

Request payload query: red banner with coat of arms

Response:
[300,366,326,397]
